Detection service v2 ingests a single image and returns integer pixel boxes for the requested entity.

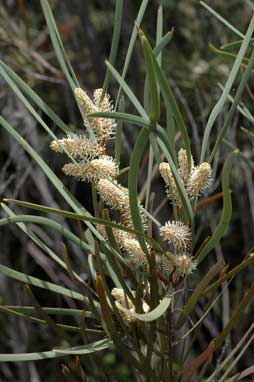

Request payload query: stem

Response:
[167,306,173,382]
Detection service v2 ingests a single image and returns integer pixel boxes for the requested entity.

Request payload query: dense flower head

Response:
[97,179,147,230]
[159,253,196,282]
[50,135,105,159]
[160,220,191,250]
[159,162,182,206]
[75,87,115,147]
[97,179,128,211]
[187,162,212,198]
[178,148,194,186]
[62,156,119,183]
[159,149,212,204]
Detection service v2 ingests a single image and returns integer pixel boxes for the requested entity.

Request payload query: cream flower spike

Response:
[93,88,115,145]
[50,135,105,159]
[187,162,212,198]
[97,179,147,230]
[160,220,191,250]
[159,162,182,206]
[75,87,97,116]
[178,148,194,186]
[74,87,115,147]
[62,156,119,183]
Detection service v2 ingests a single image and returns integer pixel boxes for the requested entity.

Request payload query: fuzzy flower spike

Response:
[97,178,147,230]
[75,87,115,148]
[187,162,212,198]
[159,162,182,207]
[50,135,105,159]
[62,156,119,183]
[160,220,191,250]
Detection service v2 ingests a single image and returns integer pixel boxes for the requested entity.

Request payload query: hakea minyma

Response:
[159,162,182,206]
[50,135,105,159]
[160,148,212,204]
[160,253,196,283]
[111,288,149,323]
[75,87,115,147]
[187,162,212,198]
[160,221,191,250]
[113,230,147,267]
[62,156,119,183]
[178,148,194,186]
[97,179,147,230]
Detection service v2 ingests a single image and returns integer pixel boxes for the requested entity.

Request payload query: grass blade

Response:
[101,0,123,98]
[0,264,85,302]
[200,14,254,162]
[197,150,239,264]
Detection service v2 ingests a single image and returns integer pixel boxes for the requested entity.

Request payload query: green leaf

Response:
[209,48,254,161]
[1,203,85,284]
[0,264,86,302]
[0,338,112,361]
[152,56,191,170]
[0,214,91,252]
[202,254,254,296]
[221,38,254,51]
[101,0,123,98]
[2,199,162,253]
[153,29,174,57]
[40,0,79,90]
[0,116,102,242]
[105,61,148,119]
[200,2,244,39]
[200,14,254,161]
[53,338,112,354]
[0,60,70,134]
[215,285,254,350]
[197,150,239,264]
[89,111,151,128]
[175,259,224,330]
[4,306,91,317]
[128,128,150,254]
[115,0,149,107]
[117,287,172,322]
[139,30,160,123]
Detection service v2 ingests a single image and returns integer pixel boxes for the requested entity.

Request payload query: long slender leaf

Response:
[40,0,78,90]
[0,60,70,134]
[200,2,244,39]
[209,48,254,162]
[0,338,111,361]
[197,151,239,264]
[139,30,160,123]
[105,61,148,119]
[117,287,172,322]
[200,14,254,161]
[0,264,86,302]
[128,128,150,254]
[116,0,149,106]
[176,259,224,330]
[214,285,254,350]
[1,199,162,252]
[101,0,123,98]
